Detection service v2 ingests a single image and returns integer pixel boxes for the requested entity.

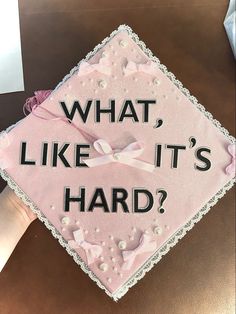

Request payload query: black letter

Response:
[155,144,162,167]
[195,147,211,171]
[119,100,139,122]
[133,189,154,213]
[112,188,129,212]
[52,143,71,167]
[75,144,90,167]
[166,145,186,168]
[41,143,48,166]
[60,100,92,123]
[96,100,115,122]
[64,187,85,212]
[137,100,156,122]
[20,142,36,165]
[87,188,110,212]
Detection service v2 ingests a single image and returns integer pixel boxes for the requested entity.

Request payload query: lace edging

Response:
[1,24,235,301]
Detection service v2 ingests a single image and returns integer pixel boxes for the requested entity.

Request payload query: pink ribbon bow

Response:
[68,229,103,265]
[83,139,155,173]
[225,143,236,175]
[77,56,112,76]
[122,233,157,271]
[123,60,158,76]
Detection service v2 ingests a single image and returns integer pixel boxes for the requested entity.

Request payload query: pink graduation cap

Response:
[0,25,235,301]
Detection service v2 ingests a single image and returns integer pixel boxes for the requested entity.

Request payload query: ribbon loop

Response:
[84,139,154,173]
[94,139,113,154]
[121,233,157,270]
[68,229,103,265]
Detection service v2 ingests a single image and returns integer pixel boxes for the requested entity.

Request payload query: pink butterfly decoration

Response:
[225,143,236,175]
[77,56,112,76]
[123,60,159,76]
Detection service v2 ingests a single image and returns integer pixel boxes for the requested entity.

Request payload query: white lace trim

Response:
[0,24,235,301]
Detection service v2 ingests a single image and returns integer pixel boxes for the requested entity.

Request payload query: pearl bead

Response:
[165,225,170,230]
[113,267,117,272]
[109,235,114,240]
[95,228,100,233]
[107,277,112,283]
[119,40,127,48]
[153,78,160,85]
[129,236,134,241]
[98,80,107,89]
[113,153,121,160]
[118,272,123,277]
[118,240,126,250]
[102,51,108,57]
[100,256,104,261]
[76,220,80,225]
[61,216,70,225]
[109,247,114,252]
[84,230,88,234]
[153,226,162,235]
[61,227,66,232]
[132,227,136,232]
[101,241,106,246]
[99,263,108,272]
[111,257,116,263]
[50,205,55,210]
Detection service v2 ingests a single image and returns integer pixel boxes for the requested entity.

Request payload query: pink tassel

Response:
[23,90,52,115]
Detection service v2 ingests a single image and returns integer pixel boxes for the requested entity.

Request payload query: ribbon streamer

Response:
[23,90,97,144]
[121,233,157,270]
[123,60,159,76]
[68,229,103,265]
[84,139,155,173]
[225,143,236,175]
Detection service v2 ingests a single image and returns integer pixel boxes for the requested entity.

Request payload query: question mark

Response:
[156,189,168,214]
